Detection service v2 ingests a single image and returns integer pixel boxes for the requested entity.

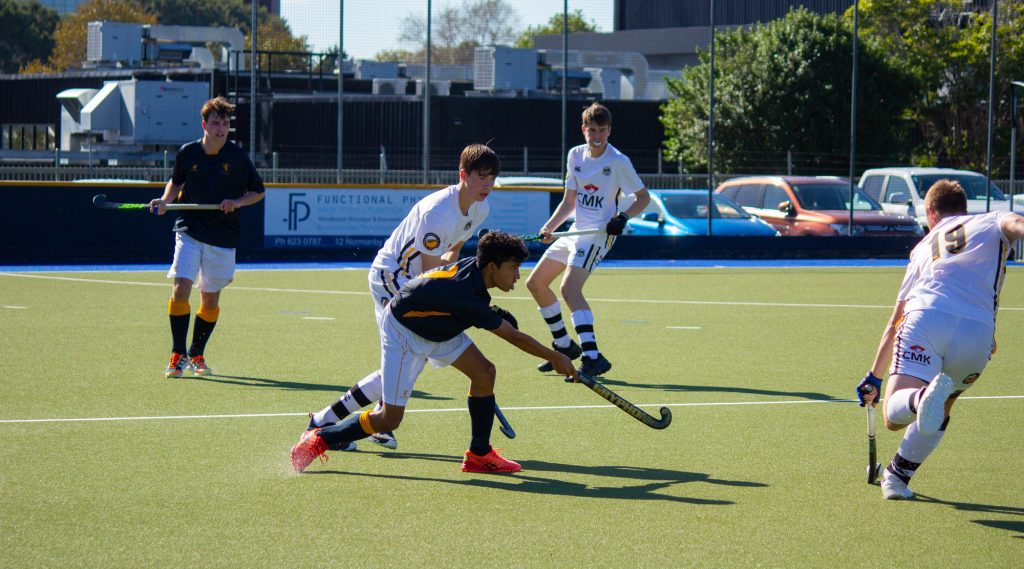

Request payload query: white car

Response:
[859,167,1013,230]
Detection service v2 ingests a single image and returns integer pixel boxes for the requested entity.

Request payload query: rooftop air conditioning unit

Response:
[414,79,451,96]
[372,78,408,95]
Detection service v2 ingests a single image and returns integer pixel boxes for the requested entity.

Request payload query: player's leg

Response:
[187,242,235,376]
[367,270,401,448]
[561,237,613,376]
[164,233,200,377]
[526,244,581,372]
[448,341,521,474]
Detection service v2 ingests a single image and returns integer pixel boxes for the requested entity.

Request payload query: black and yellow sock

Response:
[318,410,375,447]
[468,394,496,456]
[188,305,219,357]
[168,300,190,354]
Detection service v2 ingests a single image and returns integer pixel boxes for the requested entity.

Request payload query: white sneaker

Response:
[881,470,914,500]
[917,373,953,435]
[369,431,398,450]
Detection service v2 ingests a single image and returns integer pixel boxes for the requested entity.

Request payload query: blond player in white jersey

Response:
[306,144,498,450]
[856,179,1024,500]
[525,102,650,377]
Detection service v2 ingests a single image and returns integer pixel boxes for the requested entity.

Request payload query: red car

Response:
[715,176,923,236]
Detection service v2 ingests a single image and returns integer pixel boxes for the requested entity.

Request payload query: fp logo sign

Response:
[285,192,310,231]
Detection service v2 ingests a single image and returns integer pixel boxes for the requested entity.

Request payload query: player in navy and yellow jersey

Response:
[291,231,579,474]
[149,96,265,378]
[526,102,650,377]
[857,180,1024,500]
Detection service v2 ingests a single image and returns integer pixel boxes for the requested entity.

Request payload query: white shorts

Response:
[368,268,407,326]
[539,232,616,272]
[890,308,994,391]
[379,305,472,406]
[167,231,236,293]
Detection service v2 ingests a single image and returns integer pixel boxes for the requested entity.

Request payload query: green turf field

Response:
[2,265,1022,568]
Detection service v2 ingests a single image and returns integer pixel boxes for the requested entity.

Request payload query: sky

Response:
[280,0,614,59]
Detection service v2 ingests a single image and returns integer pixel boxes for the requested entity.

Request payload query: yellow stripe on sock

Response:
[358,410,377,435]
[196,305,220,322]
[168,300,190,316]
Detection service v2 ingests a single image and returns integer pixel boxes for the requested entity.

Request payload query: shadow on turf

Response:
[191,374,452,401]
[914,493,1024,538]
[542,374,840,401]
[310,451,767,505]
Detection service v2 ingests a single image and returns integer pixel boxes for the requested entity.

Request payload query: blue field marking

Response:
[4,259,1024,273]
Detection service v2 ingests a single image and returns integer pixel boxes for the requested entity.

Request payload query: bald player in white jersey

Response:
[306,144,497,450]
[856,179,1024,500]
[526,102,650,378]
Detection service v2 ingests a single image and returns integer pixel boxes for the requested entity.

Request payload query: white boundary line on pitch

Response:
[8,272,1024,312]
[2,395,1022,425]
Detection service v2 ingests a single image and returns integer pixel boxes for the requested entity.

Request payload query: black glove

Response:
[491,305,518,329]
[606,212,629,235]
[856,372,883,407]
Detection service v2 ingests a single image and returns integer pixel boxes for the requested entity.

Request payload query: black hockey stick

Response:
[859,385,882,484]
[494,403,516,439]
[577,371,672,429]
[92,194,221,211]
[477,227,605,243]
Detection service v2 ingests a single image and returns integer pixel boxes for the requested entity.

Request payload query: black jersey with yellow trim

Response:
[170,139,265,248]
[391,257,502,342]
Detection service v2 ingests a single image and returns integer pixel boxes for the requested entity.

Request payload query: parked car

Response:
[626,189,779,236]
[858,167,1012,231]
[715,176,923,237]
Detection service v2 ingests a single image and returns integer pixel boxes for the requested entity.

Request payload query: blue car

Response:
[626,189,780,236]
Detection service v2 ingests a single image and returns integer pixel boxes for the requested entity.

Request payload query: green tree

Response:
[514,10,598,48]
[42,0,157,72]
[139,0,250,32]
[1,0,59,74]
[856,0,1024,173]
[660,8,916,174]
[388,0,520,64]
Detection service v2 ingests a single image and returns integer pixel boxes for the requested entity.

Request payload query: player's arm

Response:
[220,190,264,213]
[621,188,651,218]
[488,320,579,381]
[539,188,578,242]
[857,299,905,406]
[150,179,184,215]
[440,240,465,263]
[1000,212,1024,242]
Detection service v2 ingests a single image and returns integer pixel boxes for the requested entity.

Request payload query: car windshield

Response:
[911,174,1006,200]
[661,194,751,219]
[790,182,881,211]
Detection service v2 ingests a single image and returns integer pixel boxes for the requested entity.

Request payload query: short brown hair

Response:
[477,230,529,268]
[582,102,611,126]
[201,96,234,122]
[459,144,500,177]
[924,179,968,216]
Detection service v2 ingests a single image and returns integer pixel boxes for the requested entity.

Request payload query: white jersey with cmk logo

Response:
[371,185,488,297]
[565,143,645,230]
[898,210,1011,324]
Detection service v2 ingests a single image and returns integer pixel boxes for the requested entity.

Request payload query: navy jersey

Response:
[392,257,502,342]
[170,139,265,248]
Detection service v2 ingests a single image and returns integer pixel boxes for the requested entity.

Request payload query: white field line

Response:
[302,316,335,320]
[1,395,1022,425]
[667,326,701,330]
[9,271,1024,312]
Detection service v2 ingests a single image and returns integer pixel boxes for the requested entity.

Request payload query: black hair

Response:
[476,230,528,269]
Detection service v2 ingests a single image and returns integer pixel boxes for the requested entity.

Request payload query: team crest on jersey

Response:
[423,232,441,250]
[963,373,980,385]
[221,162,231,173]
[602,166,611,176]
[463,221,472,231]
[190,164,198,172]
[574,166,582,172]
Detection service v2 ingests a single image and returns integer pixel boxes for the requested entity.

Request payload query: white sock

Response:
[539,301,571,348]
[888,420,946,482]
[313,370,383,427]
[885,387,924,425]
[571,309,598,359]
[312,406,339,427]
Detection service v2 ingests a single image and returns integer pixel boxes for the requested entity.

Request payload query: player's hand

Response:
[606,212,629,235]
[491,305,518,329]
[220,198,240,213]
[148,199,167,215]
[539,228,556,244]
[856,372,882,407]
[549,352,578,382]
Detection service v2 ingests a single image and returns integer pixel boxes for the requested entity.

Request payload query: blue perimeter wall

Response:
[0,183,920,265]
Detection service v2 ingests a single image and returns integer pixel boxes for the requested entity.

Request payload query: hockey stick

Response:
[576,371,672,429]
[860,385,882,484]
[92,194,221,211]
[518,228,606,242]
[494,403,516,439]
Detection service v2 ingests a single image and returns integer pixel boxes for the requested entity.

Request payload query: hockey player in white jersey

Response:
[525,102,650,377]
[306,144,498,450]
[856,179,1024,500]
